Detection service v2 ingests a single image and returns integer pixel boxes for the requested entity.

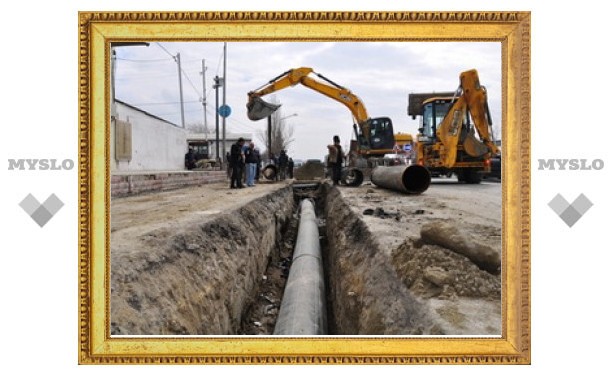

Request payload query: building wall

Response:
[111,102,188,172]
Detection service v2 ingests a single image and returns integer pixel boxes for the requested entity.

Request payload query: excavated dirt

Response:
[331,178,502,335]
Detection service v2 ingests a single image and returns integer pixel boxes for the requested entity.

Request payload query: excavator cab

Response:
[420,98,453,142]
[367,117,395,151]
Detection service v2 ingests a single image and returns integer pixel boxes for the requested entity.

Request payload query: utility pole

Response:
[222,42,227,161]
[176,52,185,128]
[213,76,221,162]
[267,115,272,161]
[201,59,208,136]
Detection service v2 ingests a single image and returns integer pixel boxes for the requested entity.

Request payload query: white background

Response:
[1,0,610,376]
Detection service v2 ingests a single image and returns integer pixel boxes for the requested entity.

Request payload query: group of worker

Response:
[187,135,343,187]
[270,149,294,181]
[227,138,259,189]
[227,138,295,189]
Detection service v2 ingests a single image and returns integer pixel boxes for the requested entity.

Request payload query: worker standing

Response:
[253,146,262,182]
[229,138,245,189]
[278,150,289,180]
[327,135,344,186]
[245,142,258,187]
[287,157,294,179]
[184,147,196,170]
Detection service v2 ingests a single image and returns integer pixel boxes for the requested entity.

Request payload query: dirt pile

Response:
[392,241,501,300]
[391,221,501,335]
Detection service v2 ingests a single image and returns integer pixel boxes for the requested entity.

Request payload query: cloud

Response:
[114,41,501,159]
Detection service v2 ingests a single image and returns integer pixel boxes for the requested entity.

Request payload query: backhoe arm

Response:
[436,69,498,167]
[247,67,372,143]
[460,69,498,156]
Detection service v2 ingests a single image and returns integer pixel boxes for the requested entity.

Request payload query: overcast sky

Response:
[114,42,501,160]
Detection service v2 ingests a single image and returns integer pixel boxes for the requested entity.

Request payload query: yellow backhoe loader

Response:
[408,69,499,183]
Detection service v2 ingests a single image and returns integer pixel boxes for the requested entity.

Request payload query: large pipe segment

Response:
[370,165,431,194]
[273,199,328,335]
[262,164,278,180]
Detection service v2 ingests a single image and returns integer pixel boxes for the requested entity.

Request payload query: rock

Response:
[186,243,199,251]
[423,267,452,286]
[420,221,501,274]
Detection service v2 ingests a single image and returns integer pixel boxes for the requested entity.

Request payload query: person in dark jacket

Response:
[278,150,289,180]
[229,138,245,189]
[244,142,258,187]
[185,147,196,170]
[253,147,261,182]
[287,157,294,179]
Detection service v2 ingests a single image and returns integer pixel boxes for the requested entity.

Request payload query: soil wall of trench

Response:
[323,186,441,335]
[111,186,294,335]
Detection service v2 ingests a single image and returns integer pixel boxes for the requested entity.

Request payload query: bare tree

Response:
[186,122,206,134]
[256,96,295,157]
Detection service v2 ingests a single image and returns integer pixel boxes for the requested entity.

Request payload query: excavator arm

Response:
[436,69,499,167]
[247,67,373,147]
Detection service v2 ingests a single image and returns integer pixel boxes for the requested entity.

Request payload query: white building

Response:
[111,100,188,172]
[110,99,254,172]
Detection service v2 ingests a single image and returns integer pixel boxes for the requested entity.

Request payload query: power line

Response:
[157,108,207,117]
[132,100,201,106]
[180,67,201,98]
[156,42,175,59]
[116,57,172,62]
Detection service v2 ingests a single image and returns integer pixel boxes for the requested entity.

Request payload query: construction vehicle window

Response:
[435,102,452,128]
[423,104,434,138]
[371,119,391,135]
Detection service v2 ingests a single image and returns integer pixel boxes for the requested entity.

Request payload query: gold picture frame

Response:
[78,11,530,364]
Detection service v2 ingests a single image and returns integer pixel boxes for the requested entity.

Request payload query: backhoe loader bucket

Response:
[247,97,281,121]
[463,129,489,157]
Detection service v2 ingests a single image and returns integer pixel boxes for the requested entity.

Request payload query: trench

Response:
[111,182,440,336]
[235,182,438,336]
[238,183,334,335]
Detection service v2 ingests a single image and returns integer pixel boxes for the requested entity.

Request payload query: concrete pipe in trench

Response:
[273,199,328,335]
[370,165,431,194]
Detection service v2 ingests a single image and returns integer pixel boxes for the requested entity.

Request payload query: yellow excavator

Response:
[246,67,397,160]
[408,69,499,183]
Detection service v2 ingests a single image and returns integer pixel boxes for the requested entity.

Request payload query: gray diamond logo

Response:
[548,193,593,227]
[19,193,64,227]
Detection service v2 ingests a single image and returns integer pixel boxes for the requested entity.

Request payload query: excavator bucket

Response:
[463,128,489,157]
[247,97,281,121]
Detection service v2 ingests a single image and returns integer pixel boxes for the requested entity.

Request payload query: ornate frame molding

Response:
[78,11,530,364]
